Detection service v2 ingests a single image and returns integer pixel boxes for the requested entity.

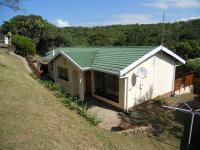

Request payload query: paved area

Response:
[86,96,123,130]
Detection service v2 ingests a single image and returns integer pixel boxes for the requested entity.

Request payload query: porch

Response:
[79,70,125,110]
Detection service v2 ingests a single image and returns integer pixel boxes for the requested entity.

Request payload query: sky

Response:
[0,0,200,27]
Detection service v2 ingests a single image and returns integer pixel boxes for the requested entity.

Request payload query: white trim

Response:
[120,46,162,76]
[120,45,185,76]
[48,51,83,70]
[161,46,186,64]
[60,51,83,70]
[91,68,119,76]
[47,45,185,77]
[48,52,119,75]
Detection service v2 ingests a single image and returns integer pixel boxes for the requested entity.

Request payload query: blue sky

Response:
[0,0,200,27]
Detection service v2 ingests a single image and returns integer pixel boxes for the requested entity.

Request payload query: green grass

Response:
[0,48,182,150]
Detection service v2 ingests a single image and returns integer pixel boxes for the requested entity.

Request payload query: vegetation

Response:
[1,15,200,58]
[11,35,36,55]
[185,58,200,75]
[121,94,196,147]
[0,48,181,149]
[153,96,166,105]
[1,15,70,55]
[31,76,102,126]
[175,40,200,60]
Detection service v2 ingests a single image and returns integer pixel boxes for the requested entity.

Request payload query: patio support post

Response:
[79,71,84,101]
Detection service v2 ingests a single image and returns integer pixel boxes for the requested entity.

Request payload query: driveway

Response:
[86,96,122,130]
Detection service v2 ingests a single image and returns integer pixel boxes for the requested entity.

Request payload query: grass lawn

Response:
[0,48,189,150]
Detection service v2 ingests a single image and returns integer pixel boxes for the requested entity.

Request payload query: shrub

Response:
[154,96,166,105]
[30,74,102,126]
[185,58,200,77]
[11,35,36,56]
[194,78,200,96]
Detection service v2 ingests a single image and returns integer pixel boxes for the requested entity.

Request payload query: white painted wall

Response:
[124,52,176,109]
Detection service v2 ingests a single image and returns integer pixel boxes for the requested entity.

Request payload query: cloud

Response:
[53,19,70,27]
[82,13,159,26]
[178,16,200,21]
[141,0,200,10]
[112,14,158,24]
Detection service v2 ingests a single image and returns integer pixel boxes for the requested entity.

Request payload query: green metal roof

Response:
[44,46,157,74]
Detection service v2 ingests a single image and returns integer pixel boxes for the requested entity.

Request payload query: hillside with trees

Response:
[1,15,200,60]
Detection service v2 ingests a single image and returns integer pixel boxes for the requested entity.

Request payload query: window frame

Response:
[58,66,69,81]
[94,71,119,103]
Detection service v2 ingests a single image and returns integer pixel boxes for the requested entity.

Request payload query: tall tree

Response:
[1,15,46,44]
[87,33,111,46]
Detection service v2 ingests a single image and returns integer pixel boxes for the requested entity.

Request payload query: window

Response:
[94,71,119,102]
[58,66,69,81]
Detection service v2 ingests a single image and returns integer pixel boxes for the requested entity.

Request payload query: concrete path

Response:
[86,97,122,130]
[9,51,32,73]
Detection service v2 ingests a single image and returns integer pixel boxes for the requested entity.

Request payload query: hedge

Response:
[11,35,36,56]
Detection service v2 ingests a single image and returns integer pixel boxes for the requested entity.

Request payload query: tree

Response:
[0,0,26,11]
[175,40,200,60]
[123,27,149,46]
[36,24,71,55]
[1,15,46,44]
[1,15,71,54]
[87,33,111,46]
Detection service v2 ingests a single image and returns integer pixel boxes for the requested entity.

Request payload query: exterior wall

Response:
[48,63,54,80]
[124,52,176,109]
[51,55,80,96]
[48,52,177,111]
[91,70,125,109]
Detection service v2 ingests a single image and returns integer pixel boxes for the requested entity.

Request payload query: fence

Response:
[174,74,194,92]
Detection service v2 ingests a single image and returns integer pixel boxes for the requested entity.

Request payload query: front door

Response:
[85,71,92,95]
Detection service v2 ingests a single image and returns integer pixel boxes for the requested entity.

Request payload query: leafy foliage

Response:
[184,58,200,76]
[87,33,111,46]
[183,58,200,96]
[1,15,46,44]
[11,35,36,55]
[63,19,200,49]
[153,96,166,105]
[1,15,200,58]
[175,40,200,60]
[1,15,71,55]
[30,74,102,126]
[194,79,200,96]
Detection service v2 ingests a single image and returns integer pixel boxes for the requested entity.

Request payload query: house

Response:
[44,46,185,111]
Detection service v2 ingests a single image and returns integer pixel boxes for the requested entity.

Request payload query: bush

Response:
[194,79,200,96]
[185,58,200,77]
[30,74,102,126]
[11,35,36,56]
[154,96,166,105]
